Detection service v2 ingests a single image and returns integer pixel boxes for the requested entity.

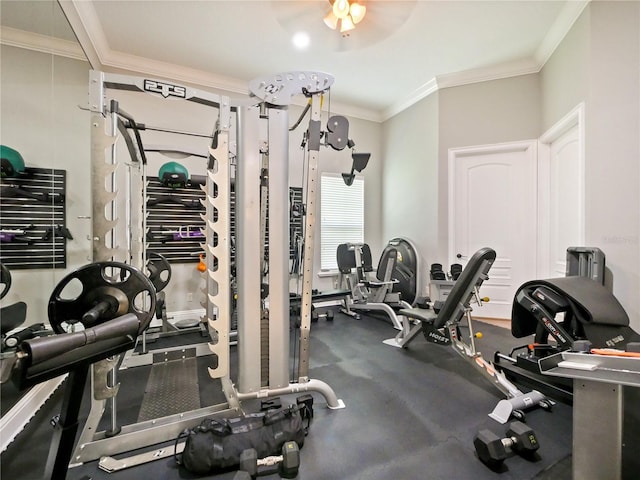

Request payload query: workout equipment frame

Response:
[70,71,343,469]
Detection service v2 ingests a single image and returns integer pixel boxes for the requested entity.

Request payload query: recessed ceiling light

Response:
[292,32,310,50]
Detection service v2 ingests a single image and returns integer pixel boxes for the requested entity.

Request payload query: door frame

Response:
[537,102,586,277]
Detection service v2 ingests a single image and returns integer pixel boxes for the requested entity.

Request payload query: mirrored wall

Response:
[1,1,90,334]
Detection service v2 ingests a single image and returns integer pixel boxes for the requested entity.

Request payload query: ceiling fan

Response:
[271,0,417,52]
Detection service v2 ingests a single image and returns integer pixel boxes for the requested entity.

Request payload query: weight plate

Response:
[48,261,156,335]
[147,252,172,292]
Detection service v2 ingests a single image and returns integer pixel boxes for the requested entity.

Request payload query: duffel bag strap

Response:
[174,428,191,465]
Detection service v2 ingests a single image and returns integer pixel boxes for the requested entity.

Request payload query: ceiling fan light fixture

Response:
[340,15,355,34]
[325,0,366,33]
[324,10,339,30]
[333,0,350,19]
[349,2,366,24]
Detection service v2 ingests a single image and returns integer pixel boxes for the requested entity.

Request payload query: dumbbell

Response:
[450,263,463,280]
[311,307,334,322]
[430,263,446,280]
[473,421,539,467]
[239,441,300,479]
[415,296,432,309]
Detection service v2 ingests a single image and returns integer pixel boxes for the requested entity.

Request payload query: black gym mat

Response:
[1,309,576,480]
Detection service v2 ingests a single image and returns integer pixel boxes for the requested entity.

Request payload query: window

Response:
[320,173,364,271]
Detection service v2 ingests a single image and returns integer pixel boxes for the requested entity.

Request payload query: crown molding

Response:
[534,0,590,66]
[381,57,541,122]
[0,26,86,61]
[382,78,438,121]
[436,57,541,90]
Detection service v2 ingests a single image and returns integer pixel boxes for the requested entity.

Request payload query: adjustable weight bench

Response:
[383,247,496,349]
[384,247,551,423]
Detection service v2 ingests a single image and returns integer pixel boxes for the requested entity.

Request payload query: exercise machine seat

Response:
[370,247,397,286]
[359,244,375,274]
[337,242,409,329]
[385,238,419,305]
[336,243,357,274]
[1,302,27,336]
[512,276,640,349]
[336,242,395,288]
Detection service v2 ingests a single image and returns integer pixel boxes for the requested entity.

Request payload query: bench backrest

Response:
[434,247,496,329]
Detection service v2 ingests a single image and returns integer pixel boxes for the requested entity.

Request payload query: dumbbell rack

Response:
[540,351,640,480]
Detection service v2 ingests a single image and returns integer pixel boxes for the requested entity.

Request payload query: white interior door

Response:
[449,141,537,319]
[538,103,585,278]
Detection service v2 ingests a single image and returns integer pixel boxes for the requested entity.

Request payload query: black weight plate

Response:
[48,261,156,335]
[147,252,172,292]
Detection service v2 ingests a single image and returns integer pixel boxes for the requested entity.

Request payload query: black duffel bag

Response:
[176,404,311,475]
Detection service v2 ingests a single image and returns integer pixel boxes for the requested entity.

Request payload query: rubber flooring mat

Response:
[0,309,585,480]
[137,355,201,422]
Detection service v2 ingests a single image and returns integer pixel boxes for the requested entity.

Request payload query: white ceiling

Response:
[1,0,589,121]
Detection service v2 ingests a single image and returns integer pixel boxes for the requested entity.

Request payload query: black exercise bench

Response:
[289,289,351,322]
[383,247,551,424]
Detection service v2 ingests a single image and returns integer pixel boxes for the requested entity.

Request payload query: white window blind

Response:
[320,173,364,271]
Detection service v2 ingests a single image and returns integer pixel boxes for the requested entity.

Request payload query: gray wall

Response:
[381,73,543,276]
[541,1,640,326]
[381,93,439,297]
[586,1,639,323]
[0,45,91,323]
[437,74,542,261]
[540,6,590,128]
